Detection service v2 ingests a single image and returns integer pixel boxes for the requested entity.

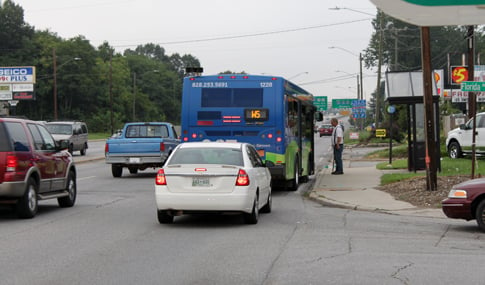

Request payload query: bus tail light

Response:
[235,169,250,186]
[276,137,282,142]
[197,121,214,126]
[155,169,167,185]
[183,137,189,142]
[191,133,197,139]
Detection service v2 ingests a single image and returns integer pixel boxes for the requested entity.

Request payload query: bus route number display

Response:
[245,108,269,121]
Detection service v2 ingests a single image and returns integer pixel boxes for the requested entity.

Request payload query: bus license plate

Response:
[192,177,210,187]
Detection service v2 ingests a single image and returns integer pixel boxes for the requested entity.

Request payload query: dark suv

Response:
[0,117,77,218]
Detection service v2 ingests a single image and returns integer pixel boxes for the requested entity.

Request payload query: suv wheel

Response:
[448,141,462,159]
[80,143,87,156]
[58,171,76,207]
[17,177,38,219]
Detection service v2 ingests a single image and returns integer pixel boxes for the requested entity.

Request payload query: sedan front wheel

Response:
[476,200,485,232]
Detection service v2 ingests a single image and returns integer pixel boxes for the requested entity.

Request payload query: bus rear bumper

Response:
[269,165,286,180]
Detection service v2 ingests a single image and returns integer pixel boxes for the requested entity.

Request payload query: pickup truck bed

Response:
[105,122,180,177]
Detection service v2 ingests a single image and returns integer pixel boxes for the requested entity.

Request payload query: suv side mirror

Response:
[56,139,70,151]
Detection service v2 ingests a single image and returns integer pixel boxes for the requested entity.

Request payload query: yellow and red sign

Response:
[451,66,468,85]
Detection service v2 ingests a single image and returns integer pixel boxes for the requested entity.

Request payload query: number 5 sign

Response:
[451,66,469,85]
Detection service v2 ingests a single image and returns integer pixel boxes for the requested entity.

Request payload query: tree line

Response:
[0,0,200,132]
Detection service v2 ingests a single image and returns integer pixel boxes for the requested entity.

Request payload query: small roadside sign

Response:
[461,81,485,92]
[349,132,359,140]
[376,129,386,138]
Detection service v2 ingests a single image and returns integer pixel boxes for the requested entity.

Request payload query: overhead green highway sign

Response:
[313,96,327,111]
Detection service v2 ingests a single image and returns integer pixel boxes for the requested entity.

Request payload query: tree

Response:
[0,0,34,64]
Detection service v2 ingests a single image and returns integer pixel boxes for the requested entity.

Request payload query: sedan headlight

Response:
[448,189,467,198]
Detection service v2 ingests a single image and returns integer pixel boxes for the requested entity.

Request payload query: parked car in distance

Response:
[45,121,88,155]
[0,117,77,218]
[446,112,485,159]
[154,142,273,224]
[442,178,485,231]
[319,124,334,137]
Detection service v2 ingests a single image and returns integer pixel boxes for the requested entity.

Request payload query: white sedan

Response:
[155,142,273,224]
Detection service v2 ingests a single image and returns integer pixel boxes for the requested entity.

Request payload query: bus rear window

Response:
[201,88,263,107]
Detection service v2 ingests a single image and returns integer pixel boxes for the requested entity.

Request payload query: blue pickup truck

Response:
[105,122,180,177]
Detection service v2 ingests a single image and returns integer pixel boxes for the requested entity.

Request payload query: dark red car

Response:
[442,178,485,231]
[319,124,334,137]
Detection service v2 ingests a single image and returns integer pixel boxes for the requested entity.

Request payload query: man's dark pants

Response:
[333,144,344,173]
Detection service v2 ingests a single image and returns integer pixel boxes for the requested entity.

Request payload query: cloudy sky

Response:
[13,0,378,102]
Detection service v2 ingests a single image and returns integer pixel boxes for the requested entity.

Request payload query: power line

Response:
[111,18,372,48]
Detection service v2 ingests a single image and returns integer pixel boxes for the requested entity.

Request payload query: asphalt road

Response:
[0,138,484,284]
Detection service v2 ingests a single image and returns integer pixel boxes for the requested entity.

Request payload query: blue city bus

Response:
[180,74,320,190]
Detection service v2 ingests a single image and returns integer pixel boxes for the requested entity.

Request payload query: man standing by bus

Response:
[331,118,344,175]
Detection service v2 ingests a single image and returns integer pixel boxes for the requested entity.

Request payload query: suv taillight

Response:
[155,169,167,185]
[235,169,250,186]
[6,153,17,171]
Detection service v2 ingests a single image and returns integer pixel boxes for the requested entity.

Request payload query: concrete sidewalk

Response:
[309,146,447,218]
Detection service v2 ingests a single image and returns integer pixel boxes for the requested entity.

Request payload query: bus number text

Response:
[260,82,272,88]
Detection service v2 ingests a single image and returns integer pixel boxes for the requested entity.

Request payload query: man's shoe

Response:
[331,171,344,175]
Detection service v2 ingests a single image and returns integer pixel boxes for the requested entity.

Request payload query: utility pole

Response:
[53,47,58,120]
[467,25,476,179]
[375,14,383,127]
[421,27,437,191]
[109,52,114,134]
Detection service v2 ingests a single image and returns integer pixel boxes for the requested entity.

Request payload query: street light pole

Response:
[133,72,136,121]
[52,50,81,120]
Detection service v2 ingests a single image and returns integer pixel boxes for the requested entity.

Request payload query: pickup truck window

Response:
[126,125,169,138]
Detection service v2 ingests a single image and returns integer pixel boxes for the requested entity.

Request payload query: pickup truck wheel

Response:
[112,165,123,177]
[128,167,138,174]
[17,177,38,219]
[157,210,174,224]
[58,171,76,207]
[448,141,462,159]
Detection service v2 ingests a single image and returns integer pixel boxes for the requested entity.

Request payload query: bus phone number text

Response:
[192,82,228,88]
[191,82,273,88]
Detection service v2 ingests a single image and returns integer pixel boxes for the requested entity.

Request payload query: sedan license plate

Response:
[192,177,210,187]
